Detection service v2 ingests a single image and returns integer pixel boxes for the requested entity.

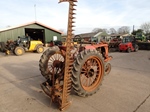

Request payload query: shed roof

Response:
[94,32,108,37]
[110,33,130,37]
[0,21,62,34]
[75,32,97,38]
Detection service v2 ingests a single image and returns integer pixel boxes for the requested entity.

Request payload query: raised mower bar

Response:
[40,0,78,111]
[59,0,77,110]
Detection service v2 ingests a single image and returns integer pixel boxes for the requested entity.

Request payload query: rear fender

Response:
[84,45,95,50]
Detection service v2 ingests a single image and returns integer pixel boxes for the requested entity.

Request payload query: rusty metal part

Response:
[47,52,65,75]
[40,0,77,111]
[59,0,77,110]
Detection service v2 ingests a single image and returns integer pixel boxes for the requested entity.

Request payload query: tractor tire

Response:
[127,48,131,53]
[0,42,6,52]
[39,46,64,79]
[105,62,111,75]
[14,47,25,56]
[36,45,44,53]
[72,49,105,97]
[134,45,139,52]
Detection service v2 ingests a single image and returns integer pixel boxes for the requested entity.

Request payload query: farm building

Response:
[0,21,62,46]
[74,32,109,42]
[110,33,130,39]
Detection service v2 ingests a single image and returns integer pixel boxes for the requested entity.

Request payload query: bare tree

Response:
[109,28,117,34]
[102,28,109,33]
[6,25,11,28]
[140,22,150,34]
[118,28,123,34]
[117,26,130,34]
[92,28,103,33]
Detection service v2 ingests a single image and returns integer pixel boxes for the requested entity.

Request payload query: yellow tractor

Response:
[5,37,44,56]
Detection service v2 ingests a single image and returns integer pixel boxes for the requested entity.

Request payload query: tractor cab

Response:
[16,37,43,50]
[119,36,138,53]
[122,36,132,43]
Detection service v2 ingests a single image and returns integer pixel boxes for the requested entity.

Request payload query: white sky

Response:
[0,0,150,34]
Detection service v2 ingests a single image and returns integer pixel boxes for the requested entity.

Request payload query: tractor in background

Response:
[109,37,122,52]
[135,32,146,42]
[39,0,112,110]
[119,36,138,53]
[135,32,150,50]
[5,37,44,56]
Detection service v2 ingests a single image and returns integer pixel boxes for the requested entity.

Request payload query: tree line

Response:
[92,22,150,35]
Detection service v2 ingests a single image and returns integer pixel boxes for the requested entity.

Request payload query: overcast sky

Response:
[0,0,150,34]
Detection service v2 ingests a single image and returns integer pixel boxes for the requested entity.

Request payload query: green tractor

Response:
[135,32,146,42]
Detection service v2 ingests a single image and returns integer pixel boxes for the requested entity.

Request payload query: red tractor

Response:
[119,36,138,53]
[39,0,112,110]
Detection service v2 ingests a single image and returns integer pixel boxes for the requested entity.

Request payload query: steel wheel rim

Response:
[47,53,64,74]
[80,56,103,91]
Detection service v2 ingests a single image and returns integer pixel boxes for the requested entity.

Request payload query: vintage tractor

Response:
[135,32,146,42]
[39,0,112,110]
[119,36,138,53]
[5,37,44,56]
[109,37,122,52]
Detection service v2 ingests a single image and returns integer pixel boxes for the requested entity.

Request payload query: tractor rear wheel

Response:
[14,47,25,56]
[72,49,105,97]
[39,47,64,79]
[134,45,139,52]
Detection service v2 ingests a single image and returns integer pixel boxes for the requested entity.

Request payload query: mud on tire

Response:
[71,49,105,97]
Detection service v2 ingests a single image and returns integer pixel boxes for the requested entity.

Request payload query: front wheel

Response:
[72,49,105,97]
[36,45,44,53]
[127,48,131,53]
[119,50,122,52]
[134,45,139,52]
[105,63,111,75]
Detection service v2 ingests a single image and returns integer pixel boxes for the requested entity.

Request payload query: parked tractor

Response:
[119,36,138,53]
[135,33,150,50]
[109,37,122,52]
[39,0,112,110]
[4,37,44,56]
[135,32,146,42]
